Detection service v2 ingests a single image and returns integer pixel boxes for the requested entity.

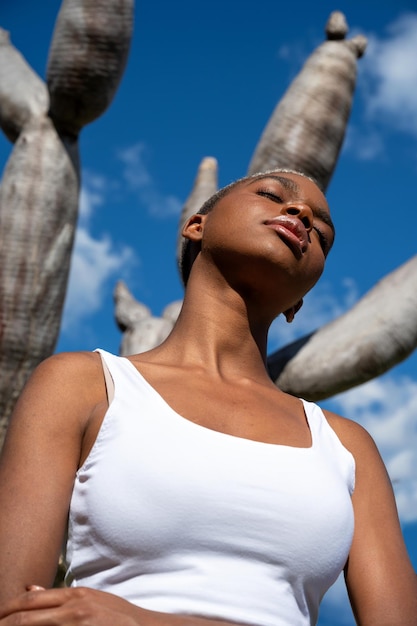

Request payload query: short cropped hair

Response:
[179,169,319,286]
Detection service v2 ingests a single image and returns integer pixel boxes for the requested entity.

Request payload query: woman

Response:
[0,170,415,625]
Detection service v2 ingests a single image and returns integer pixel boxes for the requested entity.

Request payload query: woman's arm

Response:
[0,587,246,625]
[326,412,417,626]
[0,351,105,602]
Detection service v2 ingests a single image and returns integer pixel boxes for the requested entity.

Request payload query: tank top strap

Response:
[94,348,143,395]
[301,398,356,495]
[300,398,327,445]
[96,350,115,404]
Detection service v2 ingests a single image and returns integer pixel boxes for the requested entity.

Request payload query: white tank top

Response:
[65,349,355,626]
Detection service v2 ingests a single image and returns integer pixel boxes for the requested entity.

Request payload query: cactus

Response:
[0,0,134,445]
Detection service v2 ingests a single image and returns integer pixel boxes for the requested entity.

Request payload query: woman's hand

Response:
[0,587,141,625]
[0,586,246,626]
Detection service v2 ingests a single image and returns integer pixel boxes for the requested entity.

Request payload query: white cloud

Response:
[78,170,109,220]
[342,124,385,161]
[117,143,153,188]
[326,374,417,523]
[117,142,182,218]
[360,13,417,135]
[61,173,137,331]
[63,228,135,330]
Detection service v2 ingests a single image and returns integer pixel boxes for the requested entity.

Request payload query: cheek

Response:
[202,214,252,256]
[201,213,229,246]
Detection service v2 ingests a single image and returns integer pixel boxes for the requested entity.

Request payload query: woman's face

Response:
[197,172,335,311]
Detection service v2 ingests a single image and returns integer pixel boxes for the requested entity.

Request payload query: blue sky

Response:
[1,1,417,624]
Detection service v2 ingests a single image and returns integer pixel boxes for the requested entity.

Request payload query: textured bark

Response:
[114,281,182,356]
[0,1,134,447]
[247,11,367,191]
[176,156,218,266]
[0,117,79,445]
[269,255,417,400]
[0,28,48,142]
[47,0,133,137]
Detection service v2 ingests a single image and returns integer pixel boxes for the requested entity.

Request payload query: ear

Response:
[182,214,207,242]
[283,299,303,324]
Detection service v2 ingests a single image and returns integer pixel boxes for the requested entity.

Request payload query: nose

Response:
[284,203,313,232]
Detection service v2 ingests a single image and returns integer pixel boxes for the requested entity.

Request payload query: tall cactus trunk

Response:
[0,28,48,142]
[0,0,134,448]
[0,119,79,445]
[47,0,134,137]
[247,11,366,191]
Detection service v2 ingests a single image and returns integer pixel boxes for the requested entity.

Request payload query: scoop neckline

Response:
[121,355,315,451]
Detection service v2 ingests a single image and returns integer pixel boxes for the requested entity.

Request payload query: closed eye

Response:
[313,226,330,255]
[256,189,284,203]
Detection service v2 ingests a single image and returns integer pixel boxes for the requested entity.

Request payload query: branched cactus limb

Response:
[0,28,48,142]
[114,281,182,356]
[47,0,134,137]
[0,0,134,447]
[325,10,348,39]
[176,156,218,266]
[247,11,367,191]
[269,255,417,400]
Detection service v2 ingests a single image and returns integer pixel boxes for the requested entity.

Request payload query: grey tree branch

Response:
[269,255,417,400]
[0,116,79,443]
[47,0,133,137]
[114,281,182,356]
[247,11,367,191]
[0,0,134,448]
[0,28,48,142]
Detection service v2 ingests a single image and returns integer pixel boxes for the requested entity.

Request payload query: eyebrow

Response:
[249,174,336,236]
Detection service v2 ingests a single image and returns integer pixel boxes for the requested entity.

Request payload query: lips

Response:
[264,216,309,258]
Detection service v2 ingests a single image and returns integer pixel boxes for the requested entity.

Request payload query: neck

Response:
[157,273,277,380]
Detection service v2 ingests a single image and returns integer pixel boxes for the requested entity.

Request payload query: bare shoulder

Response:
[321,408,393,493]
[322,408,382,462]
[20,350,104,404]
[5,350,107,443]
[27,350,103,391]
